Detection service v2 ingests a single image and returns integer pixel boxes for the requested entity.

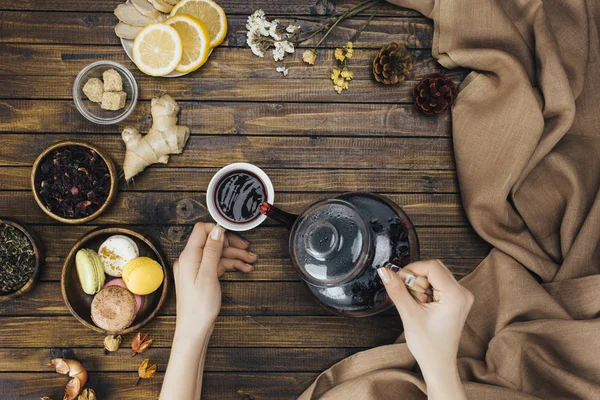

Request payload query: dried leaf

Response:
[131,332,153,357]
[48,358,88,400]
[104,334,122,353]
[135,358,157,386]
[77,388,97,400]
[64,377,82,400]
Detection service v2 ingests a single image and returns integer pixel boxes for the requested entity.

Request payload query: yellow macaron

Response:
[122,257,164,295]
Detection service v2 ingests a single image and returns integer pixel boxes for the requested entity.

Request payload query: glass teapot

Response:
[260,192,419,317]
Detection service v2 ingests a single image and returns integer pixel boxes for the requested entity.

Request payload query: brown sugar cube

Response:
[101,91,127,111]
[103,68,123,92]
[82,78,104,103]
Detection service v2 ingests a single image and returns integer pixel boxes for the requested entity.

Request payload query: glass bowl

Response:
[73,60,138,125]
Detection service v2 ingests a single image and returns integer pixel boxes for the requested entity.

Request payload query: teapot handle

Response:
[259,203,297,230]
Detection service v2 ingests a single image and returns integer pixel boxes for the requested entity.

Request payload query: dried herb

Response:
[0,223,35,294]
[135,358,157,386]
[131,332,153,357]
[35,146,110,219]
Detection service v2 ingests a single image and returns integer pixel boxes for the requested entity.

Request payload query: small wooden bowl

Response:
[31,140,118,225]
[0,219,41,302]
[61,227,169,334]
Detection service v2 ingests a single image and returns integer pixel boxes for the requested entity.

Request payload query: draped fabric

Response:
[298,0,600,398]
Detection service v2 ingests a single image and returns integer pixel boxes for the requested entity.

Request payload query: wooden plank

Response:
[0,75,464,103]
[0,167,459,192]
[1,232,491,314]
[0,281,328,316]
[0,45,462,80]
[0,316,403,347]
[0,12,433,48]
[0,0,420,16]
[0,191,465,226]
[0,347,364,372]
[0,372,317,400]
[0,100,450,138]
[0,134,455,169]
[38,257,482,282]
[25,225,485,281]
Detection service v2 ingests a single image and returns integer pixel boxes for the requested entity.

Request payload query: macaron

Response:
[98,235,139,277]
[75,248,105,295]
[122,257,164,295]
[104,278,145,313]
[90,285,137,333]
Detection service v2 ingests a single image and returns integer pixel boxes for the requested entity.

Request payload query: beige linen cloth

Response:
[299,0,600,398]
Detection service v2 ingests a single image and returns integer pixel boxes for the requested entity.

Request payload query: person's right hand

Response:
[377,260,473,397]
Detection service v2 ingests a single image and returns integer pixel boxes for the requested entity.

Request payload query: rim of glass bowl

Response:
[73,60,138,125]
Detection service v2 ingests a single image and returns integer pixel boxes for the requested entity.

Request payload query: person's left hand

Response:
[173,222,256,338]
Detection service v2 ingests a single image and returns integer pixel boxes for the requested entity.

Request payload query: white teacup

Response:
[206,163,275,231]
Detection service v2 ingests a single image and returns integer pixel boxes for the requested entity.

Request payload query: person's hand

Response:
[173,222,256,339]
[377,260,473,399]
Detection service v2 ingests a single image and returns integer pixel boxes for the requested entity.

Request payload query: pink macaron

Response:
[104,278,145,313]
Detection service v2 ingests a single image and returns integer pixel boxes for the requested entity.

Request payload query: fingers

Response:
[222,247,258,264]
[198,225,225,281]
[177,222,209,280]
[404,259,459,293]
[377,267,418,319]
[226,232,250,250]
[397,269,430,292]
[217,258,254,277]
[409,290,430,304]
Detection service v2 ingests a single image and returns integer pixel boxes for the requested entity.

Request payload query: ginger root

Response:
[122,94,190,180]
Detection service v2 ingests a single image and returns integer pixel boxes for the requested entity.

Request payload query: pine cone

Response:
[413,73,457,115]
[372,42,413,85]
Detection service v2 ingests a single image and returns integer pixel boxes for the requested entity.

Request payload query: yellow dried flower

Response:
[334,48,345,62]
[341,68,354,80]
[334,85,343,94]
[331,68,341,80]
[334,76,345,87]
[302,49,317,65]
[342,80,349,90]
[345,42,354,59]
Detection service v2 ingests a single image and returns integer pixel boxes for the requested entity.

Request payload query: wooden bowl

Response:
[61,227,169,334]
[31,140,118,224]
[0,219,41,302]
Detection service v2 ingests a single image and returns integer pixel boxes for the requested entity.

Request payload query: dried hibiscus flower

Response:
[135,358,157,386]
[131,332,153,357]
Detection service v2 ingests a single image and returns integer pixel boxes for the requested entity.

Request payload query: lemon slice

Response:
[170,0,227,48]
[132,23,183,76]
[165,15,211,72]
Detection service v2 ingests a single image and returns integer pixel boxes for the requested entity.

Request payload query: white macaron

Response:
[98,235,139,277]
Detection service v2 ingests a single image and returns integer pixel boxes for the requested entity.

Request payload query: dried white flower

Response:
[273,40,294,61]
[246,9,271,36]
[268,20,285,40]
[286,24,301,34]
[276,66,289,76]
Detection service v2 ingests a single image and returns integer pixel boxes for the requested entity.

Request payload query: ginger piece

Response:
[103,69,123,92]
[122,95,190,180]
[82,78,104,103]
[101,91,127,110]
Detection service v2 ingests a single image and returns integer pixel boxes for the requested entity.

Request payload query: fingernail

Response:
[244,263,254,271]
[248,252,258,259]
[210,224,223,241]
[377,267,390,283]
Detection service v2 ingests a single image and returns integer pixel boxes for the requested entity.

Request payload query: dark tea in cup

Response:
[206,163,275,231]
[214,170,266,224]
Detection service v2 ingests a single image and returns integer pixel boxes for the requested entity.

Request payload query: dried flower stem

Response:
[350,1,383,43]
[309,0,382,50]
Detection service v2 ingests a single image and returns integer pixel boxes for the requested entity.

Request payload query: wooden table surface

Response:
[0,1,487,398]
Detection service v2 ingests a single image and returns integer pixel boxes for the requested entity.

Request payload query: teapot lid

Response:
[290,199,371,287]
